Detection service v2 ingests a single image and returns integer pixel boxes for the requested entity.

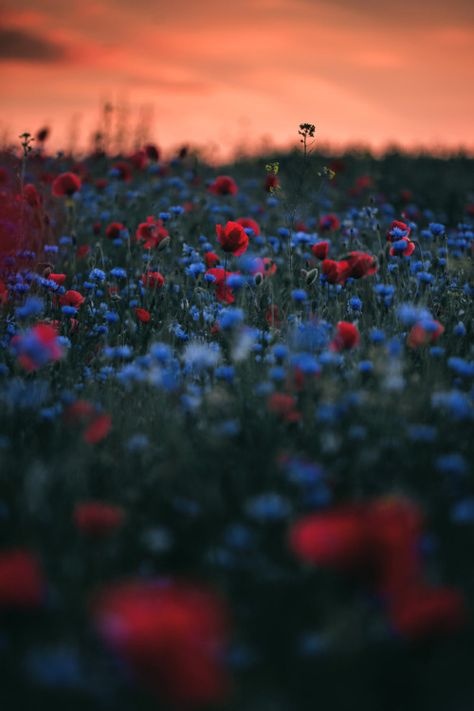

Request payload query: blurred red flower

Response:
[0,549,44,609]
[208,175,238,196]
[93,580,230,706]
[52,172,81,197]
[74,501,125,536]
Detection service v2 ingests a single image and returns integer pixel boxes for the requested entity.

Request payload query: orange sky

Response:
[1,0,473,159]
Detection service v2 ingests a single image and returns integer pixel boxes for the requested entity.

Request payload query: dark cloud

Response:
[0,28,67,61]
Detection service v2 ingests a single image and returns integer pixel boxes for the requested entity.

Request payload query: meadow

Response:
[0,126,473,711]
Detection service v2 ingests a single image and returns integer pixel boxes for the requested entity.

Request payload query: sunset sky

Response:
[1,0,473,159]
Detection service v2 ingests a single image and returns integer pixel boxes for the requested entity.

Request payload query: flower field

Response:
[0,131,473,711]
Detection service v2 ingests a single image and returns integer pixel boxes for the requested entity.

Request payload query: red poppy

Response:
[311,241,329,260]
[344,251,378,278]
[251,258,276,279]
[0,549,44,608]
[112,161,133,181]
[205,268,236,304]
[236,217,260,236]
[321,259,345,284]
[13,323,63,372]
[49,273,66,286]
[386,220,411,242]
[204,251,220,268]
[93,581,230,706]
[389,586,467,639]
[267,393,301,423]
[105,222,125,240]
[95,178,108,191]
[208,175,238,196]
[142,272,165,289]
[266,304,281,328]
[319,214,340,232]
[74,501,125,536]
[330,321,360,351]
[52,172,81,197]
[83,413,112,444]
[129,150,147,171]
[136,217,169,250]
[76,244,90,259]
[63,399,96,424]
[367,497,424,598]
[289,506,369,569]
[59,290,85,309]
[407,320,444,348]
[23,183,42,208]
[135,307,151,323]
[389,237,416,257]
[216,221,249,256]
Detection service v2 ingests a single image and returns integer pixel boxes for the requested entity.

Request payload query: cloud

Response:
[0,28,67,61]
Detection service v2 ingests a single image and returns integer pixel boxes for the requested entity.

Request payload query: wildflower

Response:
[52,172,81,197]
[390,238,416,257]
[83,413,112,444]
[216,221,249,256]
[135,307,151,323]
[11,323,64,371]
[0,549,44,608]
[311,241,329,260]
[319,214,340,232]
[389,586,466,639]
[59,290,85,309]
[93,581,230,706]
[74,501,125,537]
[136,217,169,250]
[236,217,260,236]
[208,175,238,195]
[142,271,165,289]
[205,268,236,304]
[330,322,360,351]
[111,161,132,181]
[407,320,444,348]
[267,392,301,423]
[105,222,126,240]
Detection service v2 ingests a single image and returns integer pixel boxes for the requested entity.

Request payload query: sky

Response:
[1,0,473,159]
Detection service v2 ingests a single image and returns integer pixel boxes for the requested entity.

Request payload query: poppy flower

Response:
[23,183,42,208]
[129,150,147,171]
[330,321,360,351]
[11,323,64,371]
[236,217,260,236]
[0,549,44,609]
[344,251,378,278]
[52,172,81,197]
[407,320,444,348]
[135,307,151,323]
[319,214,340,232]
[208,175,238,196]
[105,222,125,240]
[63,399,97,424]
[74,501,125,536]
[216,221,249,256]
[93,580,230,706]
[49,273,66,286]
[251,258,276,279]
[59,290,85,309]
[76,244,90,259]
[136,217,169,250]
[387,220,411,242]
[389,586,467,639]
[84,413,112,444]
[311,241,329,260]
[267,393,301,423]
[321,259,345,284]
[204,251,220,268]
[289,506,369,569]
[112,161,133,181]
[389,237,416,257]
[142,271,165,289]
[205,268,238,304]
[367,497,424,598]
[266,304,281,328]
